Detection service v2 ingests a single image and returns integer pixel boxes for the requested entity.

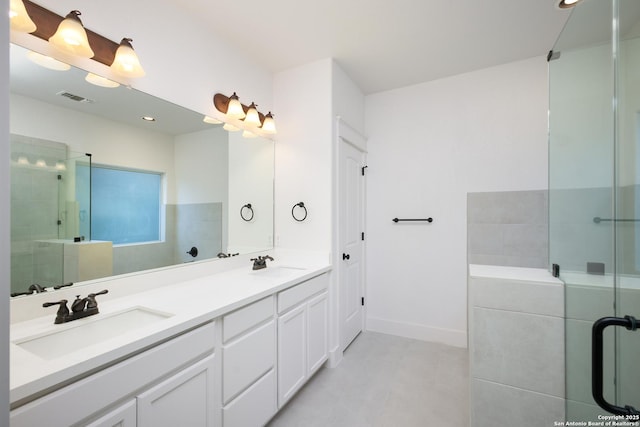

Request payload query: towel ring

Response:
[240,203,254,221]
[292,202,308,222]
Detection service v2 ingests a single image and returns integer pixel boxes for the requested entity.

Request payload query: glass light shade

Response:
[10,0,36,33]
[85,72,120,88]
[111,38,145,78]
[242,130,257,138]
[226,93,246,119]
[557,0,581,8]
[223,122,240,132]
[49,11,95,58]
[203,115,222,124]
[27,51,71,71]
[261,112,277,134]
[244,103,261,127]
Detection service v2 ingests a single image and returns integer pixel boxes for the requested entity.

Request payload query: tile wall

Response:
[467,190,548,269]
[468,266,565,426]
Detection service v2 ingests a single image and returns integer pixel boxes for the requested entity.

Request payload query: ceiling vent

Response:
[56,91,94,103]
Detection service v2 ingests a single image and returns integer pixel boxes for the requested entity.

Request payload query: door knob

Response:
[343,253,350,260]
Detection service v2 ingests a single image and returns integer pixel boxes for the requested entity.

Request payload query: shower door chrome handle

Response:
[592,315,640,416]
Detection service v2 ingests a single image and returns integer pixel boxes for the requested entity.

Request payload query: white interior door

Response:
[339,137,365,351]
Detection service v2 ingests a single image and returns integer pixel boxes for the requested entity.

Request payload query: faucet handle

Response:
[87,289,108,309]
[43,300,70,324]
[71,295,88,313]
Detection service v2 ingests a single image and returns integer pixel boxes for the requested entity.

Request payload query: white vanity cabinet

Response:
[85,400,136,427]
[277,273,329,408]
[221,296,277,427]
[10,321,219,427]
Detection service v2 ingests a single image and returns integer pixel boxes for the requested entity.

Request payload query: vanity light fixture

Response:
[27,50,71,71]
[9,0,37,33]
[203,115,222,124]
[213,93,277,136]
[49,10,95,58]
[223,122,240,132]
[261,112,277,134]
[85,72,120,88]
[110,38,145,78]
[556,0,582,9]
[244,103,261,127]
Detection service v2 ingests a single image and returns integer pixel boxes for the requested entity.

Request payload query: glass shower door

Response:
[549,0,640,421]
[613,0,640,416]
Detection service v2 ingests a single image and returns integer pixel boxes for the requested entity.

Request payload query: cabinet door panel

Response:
[277,304,307,407]
[223,369,276,427]
[223,320,275,403]
[85,400,136,427]
[137,354,215,427]
[307,292,328,374]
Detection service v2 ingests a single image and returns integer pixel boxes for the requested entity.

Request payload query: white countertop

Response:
[10,256,330,405]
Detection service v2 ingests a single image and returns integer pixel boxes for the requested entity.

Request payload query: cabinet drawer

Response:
[137,354,216,427]
[223,369,276,427]
[10,321,216,427]
[223,320,275,403]
[278,273,328,314]
[223,296,274,342]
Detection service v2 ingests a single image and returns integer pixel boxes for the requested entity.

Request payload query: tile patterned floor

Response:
[268,331,469,427]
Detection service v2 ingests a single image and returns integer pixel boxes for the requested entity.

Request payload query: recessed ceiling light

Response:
[142,116,156,122]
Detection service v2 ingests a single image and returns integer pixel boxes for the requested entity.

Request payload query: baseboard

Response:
[366,316,468,348]
[327,344,342,368]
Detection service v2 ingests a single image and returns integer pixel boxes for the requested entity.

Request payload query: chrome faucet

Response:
[43,289,109,324]
[251,255,274,270]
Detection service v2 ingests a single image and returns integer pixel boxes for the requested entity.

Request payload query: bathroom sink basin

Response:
[14,306,173,360]
[250,266,307,279]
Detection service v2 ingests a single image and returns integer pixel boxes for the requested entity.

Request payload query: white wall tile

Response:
[472,307,564,397]
[472,379,564,427]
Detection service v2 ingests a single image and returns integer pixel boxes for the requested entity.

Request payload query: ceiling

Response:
[178,0,572,95]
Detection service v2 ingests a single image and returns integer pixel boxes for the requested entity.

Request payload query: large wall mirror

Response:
[9,43,274,297]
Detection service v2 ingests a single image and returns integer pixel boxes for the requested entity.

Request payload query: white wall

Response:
[365,56,549,347]
[273,59,333,252]
[227,132,274,253]
[1,0,10,423]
